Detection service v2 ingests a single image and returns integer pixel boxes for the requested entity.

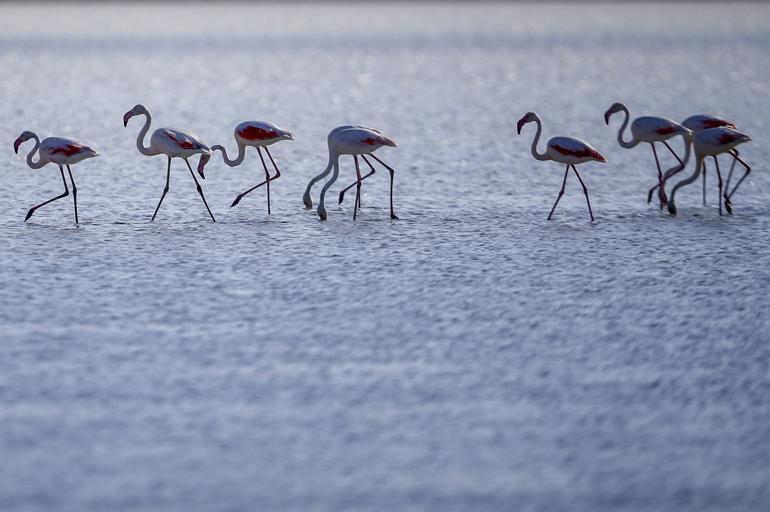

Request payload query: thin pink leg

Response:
[547,166,569,220]
[25,164,69,222]
[338,155,375,206]
[572,165,595,222]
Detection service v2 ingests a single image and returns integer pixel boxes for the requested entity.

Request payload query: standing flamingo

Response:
[123,104,215,222]
[517,112,606,222]
[667,127,751,216]
[302,125,398,221]
[604,102,689,208]
[676,114,751,213]
[13,131,98,224]
[211,121,293,214]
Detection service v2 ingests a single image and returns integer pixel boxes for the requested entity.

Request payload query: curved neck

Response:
[303,151,335,205]
[529,116,548,161]
[25,135,45,169]
[135,112,155,156]
[615,106,636,149]
[213,142,246,167]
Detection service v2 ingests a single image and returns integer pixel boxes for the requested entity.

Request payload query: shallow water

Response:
[1,2,769,511]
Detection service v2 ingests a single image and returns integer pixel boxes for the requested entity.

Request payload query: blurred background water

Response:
[0,2,769,511]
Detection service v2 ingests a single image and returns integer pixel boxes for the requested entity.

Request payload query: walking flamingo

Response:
[211,121,293,214]
[123,104,215,222]
[667,127,751,216]
[13,131,98,224]
[302,125,398,221]
[517,112,606,222]
[653,114,750,213]
[604,102,689,208]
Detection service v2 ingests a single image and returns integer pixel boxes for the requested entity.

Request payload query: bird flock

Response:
[13,102,752,224]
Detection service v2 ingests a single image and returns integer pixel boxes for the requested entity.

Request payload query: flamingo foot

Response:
[24,209,34,221]
[391,213,399,220]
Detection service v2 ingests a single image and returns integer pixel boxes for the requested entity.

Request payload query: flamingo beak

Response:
[13,137,23,154]
[383,137,397,147]
[197,153,210,179]
[516,117,527,135]
[283,131,294,141]
[123,111,133,127]
[603,110,612,125]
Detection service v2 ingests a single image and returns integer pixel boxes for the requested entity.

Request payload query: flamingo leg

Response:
[367,153,398,220]
[66,165,79,224]
[353,155,363,220]
[725,149,739,193]
[702,160,708,206]
[713,156,724,216]
[547,166,569,221]
[25,164,69,222]
[339,155,376,206]
[649,142,686,203]
[230,147,279,212]
[726,152,751,202]
[184,158,216,222]
[151,157,172,222]
[572,165,595,222]
[650,143,667,208]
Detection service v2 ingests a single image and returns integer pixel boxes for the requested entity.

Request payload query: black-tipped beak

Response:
[604,110,612,125]
[13,138,22,154]
[516,117,526,135]
[123,111,132,127]
[197,153,210,179]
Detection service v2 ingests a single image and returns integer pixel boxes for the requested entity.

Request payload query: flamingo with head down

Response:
[668,127,751,216]
[653,114,750,213]
[517,112,606,222]
[211,121,293,214]
[303,125,398,221]
[13,131,98,224]
[123,104,215,222]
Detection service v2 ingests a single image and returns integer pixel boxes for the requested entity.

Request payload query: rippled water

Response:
[1,3,769,511]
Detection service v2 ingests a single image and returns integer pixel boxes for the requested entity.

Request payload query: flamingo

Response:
[667,127,751,216]
[123,104,215,222]
[517,112,606,222]
[13,131,98,224]
[302,125,398,221]
[211,121,293,214]
[653,114,750,213]
[604,102,689,208]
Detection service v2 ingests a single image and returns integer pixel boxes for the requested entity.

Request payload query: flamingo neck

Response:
[615,105,637,149]
[303,150,336,207]
[529,116,548,161]
[212,142,246,167]
[135,112,156,156]
[25,134,45,169]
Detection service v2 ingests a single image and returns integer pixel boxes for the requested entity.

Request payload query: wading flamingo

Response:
[13,131,98,224]
[517,112,606,222]
[604,102,689,208]
[654,114,750,213]
[667,127,751,216]
[123,104,215,222]
[211,121,293,214]
[302,125,398,221]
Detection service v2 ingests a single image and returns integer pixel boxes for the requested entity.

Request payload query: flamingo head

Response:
[197,153,211,179]
[123,104,149,127]
[516,112,537,134]
[604,102,626,125]
[280,130,295,141]
[13,131,36,154]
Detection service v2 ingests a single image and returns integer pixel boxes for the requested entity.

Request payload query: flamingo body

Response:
[36,137,98,165]
[234,121,293,147]
[682,114,735,133]
[628,116,687,143]
[545,136,606,165]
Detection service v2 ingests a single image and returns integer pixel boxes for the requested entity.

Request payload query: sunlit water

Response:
[1,3,769,511]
